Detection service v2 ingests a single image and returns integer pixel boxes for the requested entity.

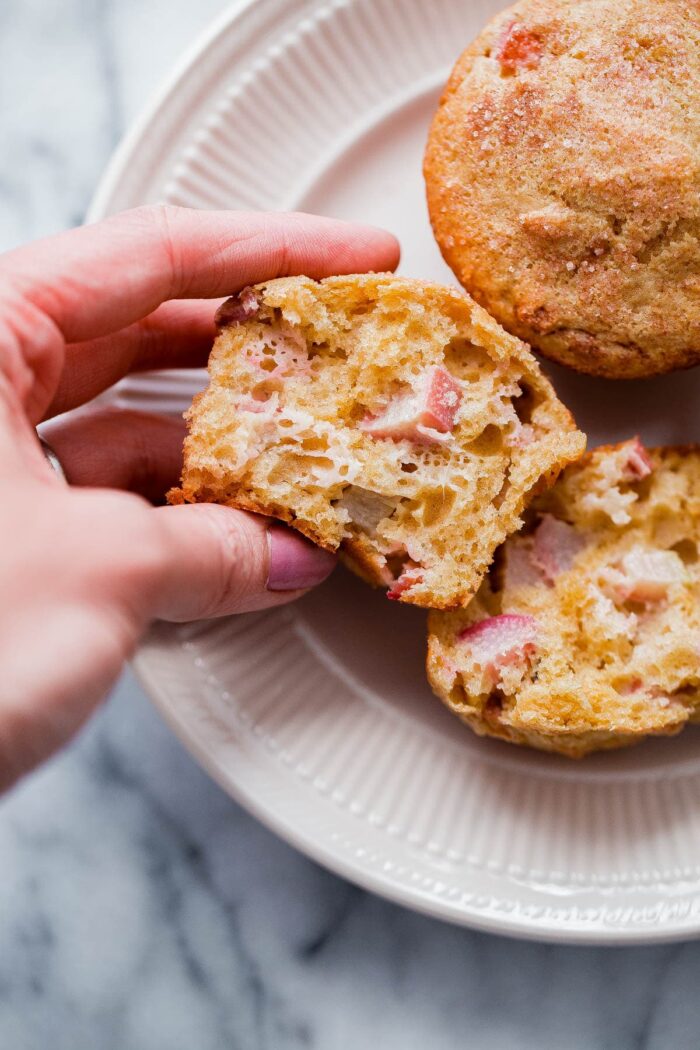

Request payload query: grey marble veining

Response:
[3,2,700,1047]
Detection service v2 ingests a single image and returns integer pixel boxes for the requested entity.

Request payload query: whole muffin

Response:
[424,0,700,379]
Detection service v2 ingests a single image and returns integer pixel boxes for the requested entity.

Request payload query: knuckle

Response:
[149,204,186,291]
[124,202,185,231]
[0,284,64,418]
[122,204,187,299]
[262,213,302,278]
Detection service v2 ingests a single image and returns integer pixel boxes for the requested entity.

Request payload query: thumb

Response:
[146,503,336,622]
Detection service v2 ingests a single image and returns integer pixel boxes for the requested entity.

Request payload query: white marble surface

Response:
[3,2,700,1047]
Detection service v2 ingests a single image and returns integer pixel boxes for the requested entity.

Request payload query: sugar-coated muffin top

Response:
[425,0,700,378]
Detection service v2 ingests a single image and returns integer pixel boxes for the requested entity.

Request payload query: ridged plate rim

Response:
[90,0,700,944]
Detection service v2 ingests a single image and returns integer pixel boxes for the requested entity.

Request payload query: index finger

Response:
[0,206,400,345]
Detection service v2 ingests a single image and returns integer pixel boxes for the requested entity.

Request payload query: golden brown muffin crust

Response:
[425,0,700,379]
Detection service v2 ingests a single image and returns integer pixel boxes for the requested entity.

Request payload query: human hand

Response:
[0,205,399,791]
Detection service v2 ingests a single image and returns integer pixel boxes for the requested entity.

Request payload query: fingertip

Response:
[266,524,337,592]
[287,211,401,276]
[358,224,401,273]
[147,504,336,621]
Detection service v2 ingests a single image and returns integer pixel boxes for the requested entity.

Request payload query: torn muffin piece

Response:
[170,274,584,608]
[428,441,700,755]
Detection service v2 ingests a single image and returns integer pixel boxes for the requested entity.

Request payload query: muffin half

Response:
[428,441,700,755]
[171,274,584,608]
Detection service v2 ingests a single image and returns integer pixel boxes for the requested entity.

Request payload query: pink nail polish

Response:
[267,525,336,591]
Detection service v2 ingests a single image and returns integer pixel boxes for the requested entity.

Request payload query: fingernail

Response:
[267,525,336,591]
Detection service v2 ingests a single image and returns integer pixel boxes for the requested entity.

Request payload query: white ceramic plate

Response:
[90,0,700,944]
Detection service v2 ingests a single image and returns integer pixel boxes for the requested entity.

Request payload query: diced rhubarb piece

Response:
[237,395,277,415]
[501,537,544,590]
[580,442,654,525]
[493,21,543,74]
[386,563,424,600]
[458,614,538,689]
[360,390,424,441]
[361,367,462,444]
[335,486,397,536]
[617,679,676,707]
[532,514,586,584]
[250,325,310,377]
[603,547,686,604]
[422,366,463,432]
[216,287,260,326]
[620,437,653,481]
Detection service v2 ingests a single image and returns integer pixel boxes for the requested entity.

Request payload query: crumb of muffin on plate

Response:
[169,274,584,608]
[427,440,700,756]
[424,0,700,379]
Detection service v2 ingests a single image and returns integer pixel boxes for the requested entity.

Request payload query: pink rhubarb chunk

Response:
[422,366,463,431]
[386,563,424,600]
[458,614,538,688]
[604,548,685,604]
[361,367,462,444]
[250,326,310,377]
[494,21,543,74]
[237,395,276,415]
[532,514,586,584]
[502,538,544,590]
[620,437,653,481]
